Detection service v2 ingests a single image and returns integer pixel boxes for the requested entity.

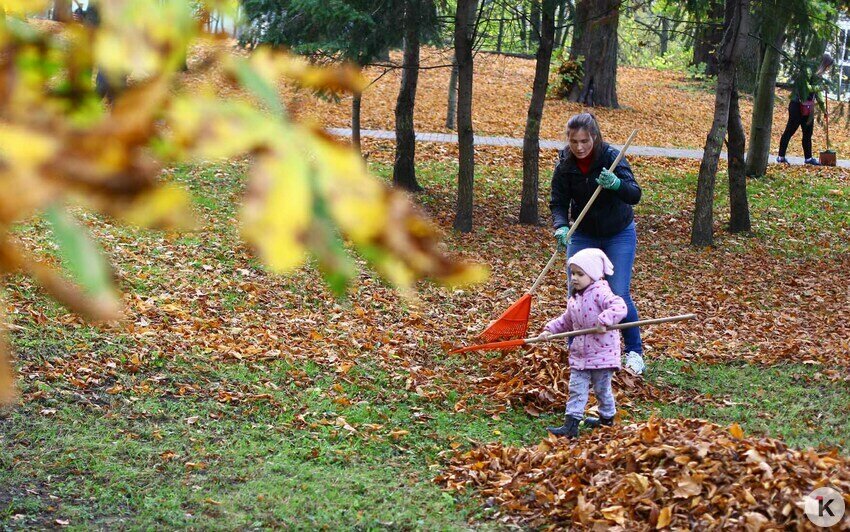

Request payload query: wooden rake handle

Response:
[825,92,831,150]
[450,314,695,354]
[528,129,639,295]
[525,313,697,344]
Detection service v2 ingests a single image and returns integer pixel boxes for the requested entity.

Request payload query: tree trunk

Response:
[52,0,71,21]
[352,92,362,153]
[554,0,569,50]
[737,32,760,94]
[692,0,750,247]
[520,0,557,224]
[497,4,505,52]
[569,0,587,60]
[746,10,790,177]
[660,16,669,55]
[446,57,458,130]
[454,0,478,233]
[691,0,724,76]
[728,81,751,233]
[568,0,619,108]
[530,0,541,47]
[745,37,786,176]
[393,1,423,192]
[518,5,527,51]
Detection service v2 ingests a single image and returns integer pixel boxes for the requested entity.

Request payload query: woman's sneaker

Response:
[804,157,821,166]
[624,351,645,376]
[776,156,789,164]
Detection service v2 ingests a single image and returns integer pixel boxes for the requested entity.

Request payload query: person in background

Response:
[777,53,834,165]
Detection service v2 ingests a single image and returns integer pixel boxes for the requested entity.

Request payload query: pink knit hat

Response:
[568,248,614,282]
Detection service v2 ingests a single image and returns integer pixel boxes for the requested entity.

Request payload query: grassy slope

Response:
[2,159,848,529]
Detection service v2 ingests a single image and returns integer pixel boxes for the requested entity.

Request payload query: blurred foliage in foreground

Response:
[0,0,488,404]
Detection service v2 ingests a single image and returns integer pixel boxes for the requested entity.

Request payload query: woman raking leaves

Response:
[777,53,834,165]
[550,113,645,375]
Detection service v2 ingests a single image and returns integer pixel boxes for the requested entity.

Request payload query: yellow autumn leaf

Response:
[600,505,626,525]
[123,183,196,230]
[199,0,238,17]
[437,263,490,288]
[245,46,286,87]
[0,341,15,406]
[270,52,368,95]
[0,124,57,169]
[168,96,280,160]
[373,254,415,289]
[656,506,672,529]
[95,0,197,78]
[1,0,48,16]
[625,473,650,495]
[729,422,744,439]
[309,134,386,242]
[241,153,312,274]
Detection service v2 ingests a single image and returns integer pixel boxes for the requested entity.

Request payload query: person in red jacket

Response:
[549,113,645,375]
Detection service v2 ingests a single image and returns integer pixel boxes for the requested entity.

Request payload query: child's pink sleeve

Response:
[597,292,627,327]
[545,308,573,334]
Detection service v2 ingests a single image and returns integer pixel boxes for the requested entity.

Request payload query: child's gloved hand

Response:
[596,169,621,191]
[592,324,606,334]
[554,226,570,248]
[536,331,552,342]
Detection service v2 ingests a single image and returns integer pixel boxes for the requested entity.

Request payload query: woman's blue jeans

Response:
[566,222,642,355]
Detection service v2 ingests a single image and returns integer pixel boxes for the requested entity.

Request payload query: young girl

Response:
[538,248,627,438]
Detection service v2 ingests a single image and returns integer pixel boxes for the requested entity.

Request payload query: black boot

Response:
[583,415,614,429]
[547,415,581,438]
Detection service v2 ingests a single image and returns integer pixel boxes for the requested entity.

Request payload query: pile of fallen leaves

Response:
[471,343,718,417]
[438,417,850,529]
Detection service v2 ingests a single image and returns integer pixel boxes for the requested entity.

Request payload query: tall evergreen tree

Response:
[392,0,439,192]
[691,0,725,76]
[453,0,478,232]
[520,0,557,224]
[240,0,407,152]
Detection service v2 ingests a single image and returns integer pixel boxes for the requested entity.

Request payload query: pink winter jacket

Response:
[544,280,628,370]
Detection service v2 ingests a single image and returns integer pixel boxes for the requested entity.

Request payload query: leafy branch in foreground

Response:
[0,0,487,404]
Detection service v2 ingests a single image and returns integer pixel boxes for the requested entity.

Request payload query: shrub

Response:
[549,55,584,100]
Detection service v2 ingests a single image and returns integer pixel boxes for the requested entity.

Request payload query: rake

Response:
[476,129,639,342]
[452,314,695,355]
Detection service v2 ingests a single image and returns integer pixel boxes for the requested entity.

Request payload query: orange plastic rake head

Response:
[449,338,527,355]
[477,293,532,342]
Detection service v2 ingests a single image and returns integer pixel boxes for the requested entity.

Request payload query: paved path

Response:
[327,127,850,169]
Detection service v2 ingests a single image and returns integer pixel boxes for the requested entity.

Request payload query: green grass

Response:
[643,358,850,451]
[1,358,539,529]
[636,160,850,257]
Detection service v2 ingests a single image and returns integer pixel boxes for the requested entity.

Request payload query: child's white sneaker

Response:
[624,351,645,376]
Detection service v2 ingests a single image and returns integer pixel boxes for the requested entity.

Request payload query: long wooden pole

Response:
[452,314,695,355]
[526,313,696,344]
